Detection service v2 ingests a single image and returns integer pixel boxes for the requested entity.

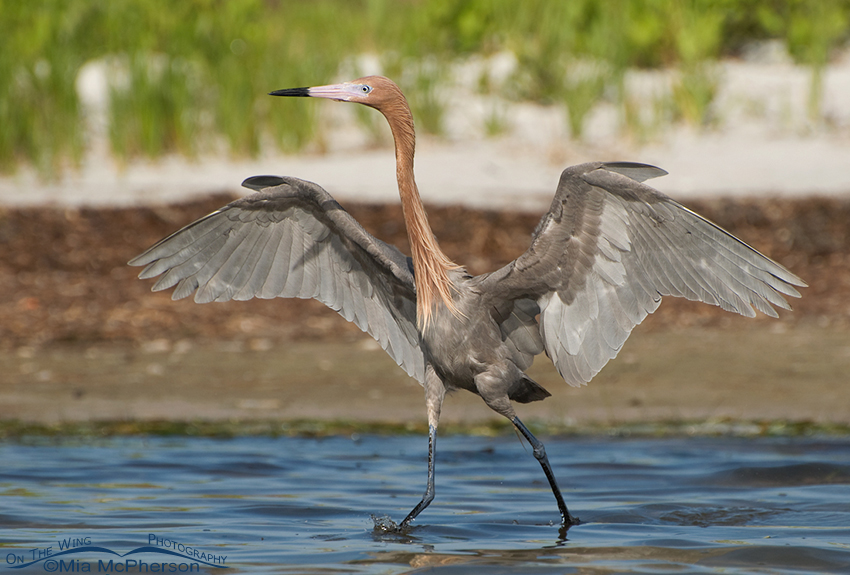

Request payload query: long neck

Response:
[383,102,460,328]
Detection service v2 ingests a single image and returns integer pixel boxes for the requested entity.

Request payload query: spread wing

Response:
[483,161,806,387]
[129,175,425,383]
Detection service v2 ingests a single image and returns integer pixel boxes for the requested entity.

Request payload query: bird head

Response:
[270,75,404,112]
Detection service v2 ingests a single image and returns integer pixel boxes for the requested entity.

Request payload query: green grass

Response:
[2,419,848,441]
[2,0,849,173]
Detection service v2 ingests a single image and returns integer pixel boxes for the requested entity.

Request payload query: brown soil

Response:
[1,194,847,349]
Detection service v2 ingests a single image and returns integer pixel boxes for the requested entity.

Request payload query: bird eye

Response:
[360,85,372,94]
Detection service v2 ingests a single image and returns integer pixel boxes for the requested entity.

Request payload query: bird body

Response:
[420,272,550,412]
[130,76,805,531]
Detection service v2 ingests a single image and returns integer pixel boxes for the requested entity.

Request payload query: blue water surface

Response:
[2,434,849,574]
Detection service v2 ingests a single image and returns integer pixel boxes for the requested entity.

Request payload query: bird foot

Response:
[370,514,415,535]
[561,514,581,529]
[555,515,580,541]
[370,514,400,532]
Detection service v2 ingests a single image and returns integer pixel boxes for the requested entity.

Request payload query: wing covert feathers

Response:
[130,176,425,383]
[487,162,805,387]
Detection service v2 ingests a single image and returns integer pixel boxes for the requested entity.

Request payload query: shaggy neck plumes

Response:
[378,95,460,328]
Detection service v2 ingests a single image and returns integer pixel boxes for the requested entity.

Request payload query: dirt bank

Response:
[2,194,847,349]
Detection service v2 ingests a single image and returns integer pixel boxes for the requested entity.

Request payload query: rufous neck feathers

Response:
[377,88,460,328]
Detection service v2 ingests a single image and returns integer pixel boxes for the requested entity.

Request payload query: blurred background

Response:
[1,0,849,434]
[2,0,850,170]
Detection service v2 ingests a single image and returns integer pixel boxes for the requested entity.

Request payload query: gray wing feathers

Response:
[498,298,545,371]
[602,161,668,182]
[616,191,801,317]
[538,249,660,386]
[130,176,425,383]
[493,162,805,387]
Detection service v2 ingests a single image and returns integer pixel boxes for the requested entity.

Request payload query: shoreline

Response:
[2,417,848,440]
[3,325,848,429]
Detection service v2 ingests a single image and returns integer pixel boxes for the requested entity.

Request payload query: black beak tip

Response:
[269,87,310,97]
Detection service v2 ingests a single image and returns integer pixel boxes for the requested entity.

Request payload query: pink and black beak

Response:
[269,81,371,103]
[269,87,310,98]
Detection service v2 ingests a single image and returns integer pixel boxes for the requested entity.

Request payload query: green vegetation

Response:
[2,0,849,173]
[2,418,848,441]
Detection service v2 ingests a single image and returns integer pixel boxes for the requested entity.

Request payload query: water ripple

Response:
[1,435,849,574]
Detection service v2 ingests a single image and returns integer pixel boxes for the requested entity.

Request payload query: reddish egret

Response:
[130,76,805,530]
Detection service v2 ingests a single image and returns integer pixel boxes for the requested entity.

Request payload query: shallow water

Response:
[2,434,849,574]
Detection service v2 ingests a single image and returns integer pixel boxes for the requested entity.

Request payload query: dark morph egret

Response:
[130,76,805,530]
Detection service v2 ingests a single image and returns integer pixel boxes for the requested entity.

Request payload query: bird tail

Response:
[509,375,551,403]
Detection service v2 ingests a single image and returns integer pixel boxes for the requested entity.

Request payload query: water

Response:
[2,434,849,574]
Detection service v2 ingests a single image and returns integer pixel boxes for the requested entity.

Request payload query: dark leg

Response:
[399,424,437,528]
[512,416,580,527]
